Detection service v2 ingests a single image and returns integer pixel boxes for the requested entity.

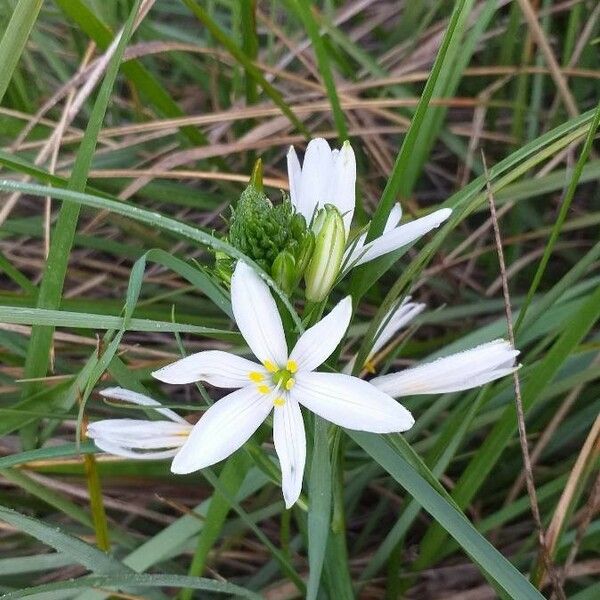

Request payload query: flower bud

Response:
[304,204,345,302]
[271,251,296,295]
[294,230,315,277]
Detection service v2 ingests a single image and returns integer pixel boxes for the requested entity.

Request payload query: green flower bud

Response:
[294,231,315,277]
[304,205,345,302]
[271,251,296,295]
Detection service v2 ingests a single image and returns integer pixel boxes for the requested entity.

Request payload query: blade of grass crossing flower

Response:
[306,416,332,600]
[349,433,546,600]
[415,281,600,569]
[0,306,235,338]
[288,0,348,141]
[181,0,308,136]
[514,101,600,332]
[0,180,302,331]
[0,0,43,103]
[180,453,250,600]
[19,0,143,448]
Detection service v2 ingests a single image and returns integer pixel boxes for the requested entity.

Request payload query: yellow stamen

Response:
[285,378,295,391]
[257,384,270,394]
[248,371,264,382]
[273,396,285,407]
[364,361,376,374]
[263,360,277,373]
[286,359,298,373]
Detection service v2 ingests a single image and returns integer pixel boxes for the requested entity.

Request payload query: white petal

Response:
[384,203,403,232]
[353,208,452,266]
[273,395,306,508]
[171,386,273,474]
[92,438,181,460]
[342,204,404,272]
[299,138,333,221]
[152,351,264,389]
[371,339,519,396]
[289,296,352,372]
[231,261,288,366]
[369,300,425,359]
[292,372,414,433]
[330,141,356,234]
[99,387,187,425]
[287,145,302,211]
[88,419,191,459]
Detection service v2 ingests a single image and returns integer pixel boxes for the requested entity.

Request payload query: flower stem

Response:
[83,452,110,551]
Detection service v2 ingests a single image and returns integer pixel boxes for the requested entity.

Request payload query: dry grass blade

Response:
[482,151,564,599]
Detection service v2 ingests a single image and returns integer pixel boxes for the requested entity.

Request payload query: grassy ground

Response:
[0,0,599,598]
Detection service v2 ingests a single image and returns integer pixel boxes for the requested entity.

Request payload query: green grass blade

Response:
[288,0,348,141]
[306,417,332,600]
[515,101,600,331]
[349,432,545,600]
[416,281,600,568]
[362,0,471,242]
[181,0,308,136]
[19,0,143,445]
[0,179,302,331]
[0,0,43,103]
[1,573,262,600]
[0,504,132,575]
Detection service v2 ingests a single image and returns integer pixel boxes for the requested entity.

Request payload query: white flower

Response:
[87,388,192,460]
[371,339,520,397]
[152,261,414,508]
[345,298,426,374]
[287,138,452,271]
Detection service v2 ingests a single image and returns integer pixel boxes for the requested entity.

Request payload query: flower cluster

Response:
[88,138,519,509]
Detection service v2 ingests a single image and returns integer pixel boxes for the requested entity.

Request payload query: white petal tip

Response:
[170,458,197,475]
[99,387,123,398]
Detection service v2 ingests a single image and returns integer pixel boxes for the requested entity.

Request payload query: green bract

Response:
[221,181,314,294]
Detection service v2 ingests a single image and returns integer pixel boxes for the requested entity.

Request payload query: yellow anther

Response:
[286,359,298,373]
[285,378,295,391]
[257,384,270,394]
[248,371,264,382]
[263,360,277,373]
[273,397,286,407]
[364,360,377,374]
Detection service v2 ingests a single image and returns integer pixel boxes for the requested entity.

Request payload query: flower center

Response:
[247,360,297,405]
[272,367,296,390]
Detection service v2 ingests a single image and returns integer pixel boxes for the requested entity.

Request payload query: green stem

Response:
[83,453,110,552]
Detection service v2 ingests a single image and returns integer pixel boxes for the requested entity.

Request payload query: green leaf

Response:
[348,432,545,600]
[0,0,43,103]
[19,0,143,446]
[0,573,261,600]
[0,505,132,576]
[306,417,332,600]
[416,280,600,567]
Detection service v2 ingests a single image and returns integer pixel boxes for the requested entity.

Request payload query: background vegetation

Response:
[0,0,598,598]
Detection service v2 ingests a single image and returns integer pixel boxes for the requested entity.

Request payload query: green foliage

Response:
[0,1,598,599]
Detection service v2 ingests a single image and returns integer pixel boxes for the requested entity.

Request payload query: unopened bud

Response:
[304,205,345,302]
[272,251,296,295]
